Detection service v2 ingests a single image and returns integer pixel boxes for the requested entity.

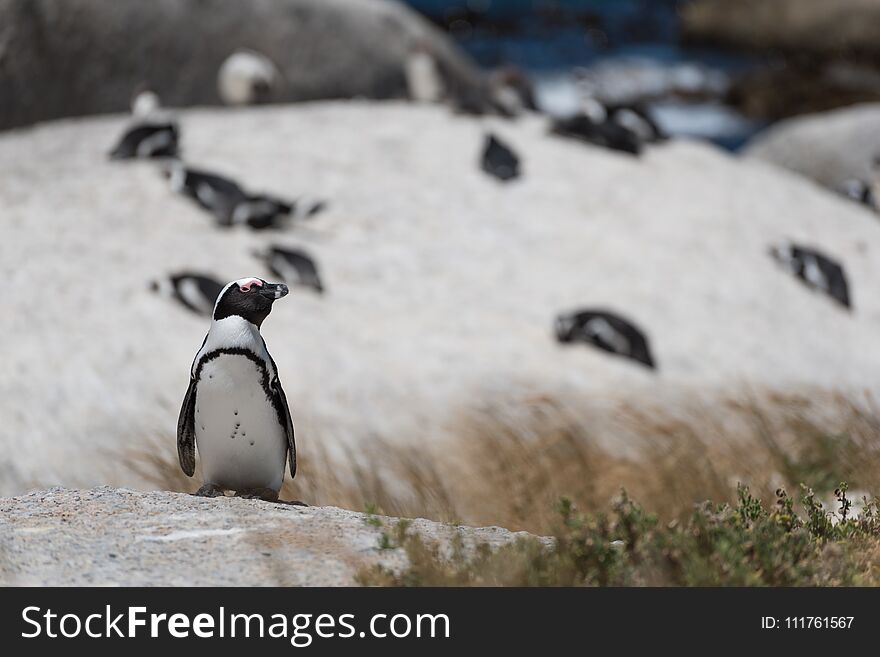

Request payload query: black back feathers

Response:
[170,165,320,230]
[109,123,179,160]
[256,245,325,294]
[556,309,656,370]
[770,243,852,309]
[605,103,666,143]
[151,272,225,317]
[481,133,521,182]
[551,113,642,155]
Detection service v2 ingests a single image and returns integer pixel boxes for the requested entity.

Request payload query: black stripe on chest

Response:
[194,348,274,402]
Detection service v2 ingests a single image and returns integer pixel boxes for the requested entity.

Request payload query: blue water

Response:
[404,0,765,148]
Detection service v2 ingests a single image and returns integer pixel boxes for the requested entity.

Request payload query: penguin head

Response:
[768,242,796,270]
[213,277,289,327]
[554,314,576,343]
[131,84,161,117]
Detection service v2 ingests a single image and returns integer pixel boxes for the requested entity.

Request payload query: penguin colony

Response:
[110,48,865,499]
[110,85,325,499]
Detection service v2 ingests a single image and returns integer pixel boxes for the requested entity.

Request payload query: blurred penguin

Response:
[551,111,642,156]
[838,179,877,210]
[109,86,179,160]
[166,161,324,230]
[481,133,520,182]
[555,309,656,370]
[838,156,880,211]
[218,49,280,106]
[405,41,446,104]
[254,245,325,295]
[605,102,666,143]
[769,242,852,310]
[150,272,225,317]
[488,65,538,117]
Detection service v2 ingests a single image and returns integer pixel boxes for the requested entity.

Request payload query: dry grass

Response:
[127,388,880,535]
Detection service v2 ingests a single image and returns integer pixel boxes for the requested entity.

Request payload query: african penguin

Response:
[769,243,852,309]
[150,272,225,317]
[551,112,642,156]
[838,178,877,211]
[481,133,521,182]
[167,162,323,230]
[131,88,162,118]
[555,309,656,370]
[218,49,281,106]
[605,102,666,143]
[254,245,325,295]
[109,88,180,160]
[178,277,295,501]
[487,65,538,117]
[405,41,446,104]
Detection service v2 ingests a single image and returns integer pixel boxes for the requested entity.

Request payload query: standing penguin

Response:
[405,41,446,104]
[217,49,281,106]
[769,243,852,309]
[178,277,295,501]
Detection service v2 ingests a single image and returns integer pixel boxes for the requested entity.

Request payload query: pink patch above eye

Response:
[238,278,264,292]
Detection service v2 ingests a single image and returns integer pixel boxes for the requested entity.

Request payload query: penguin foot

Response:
[276,499,309,507]
[235,487,279,502]
[194,483,225,498]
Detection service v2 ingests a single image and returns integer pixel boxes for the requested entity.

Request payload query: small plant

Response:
[363,503,383,528]
[835,483,852,522]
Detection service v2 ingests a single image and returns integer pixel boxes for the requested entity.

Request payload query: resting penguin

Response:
[253,245,325,295]
[177,277,295,501]
[487,65,538,117]
[838,179,876,210]
[555,309,656,370]
[167,162,323,230]
[769,243,852,309]
[109,88,180,160]
[150,272,225,317]
[605,102,666,143]
[550,112,642,156]
[481,133,521,182]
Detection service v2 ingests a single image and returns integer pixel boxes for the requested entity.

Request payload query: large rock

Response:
[743,103,880,188]
[0,487,531,585]
[3,101,880,496]
[0,0,484,130]
[681,0,880,57]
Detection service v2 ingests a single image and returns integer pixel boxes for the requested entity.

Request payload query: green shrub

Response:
[358,484,880,587]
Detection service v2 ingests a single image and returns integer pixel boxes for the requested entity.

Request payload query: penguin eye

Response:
[237,278,263,293]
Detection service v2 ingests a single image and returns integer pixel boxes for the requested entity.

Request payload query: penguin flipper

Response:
[177,377,198,477]
[272,376,296,480]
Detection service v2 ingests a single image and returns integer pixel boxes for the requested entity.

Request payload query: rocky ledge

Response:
[0,487,532,586]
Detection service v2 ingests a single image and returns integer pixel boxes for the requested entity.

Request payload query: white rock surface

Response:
[3,101,880,496]
[0,487,528,586]
[743,103,880,188]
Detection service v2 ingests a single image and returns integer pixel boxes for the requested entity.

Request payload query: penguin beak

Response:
[259,282,289,300]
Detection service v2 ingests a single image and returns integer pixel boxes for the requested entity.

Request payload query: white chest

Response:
[193,353,287,492]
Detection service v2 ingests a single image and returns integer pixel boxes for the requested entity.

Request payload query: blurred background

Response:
[3,0,880,531]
